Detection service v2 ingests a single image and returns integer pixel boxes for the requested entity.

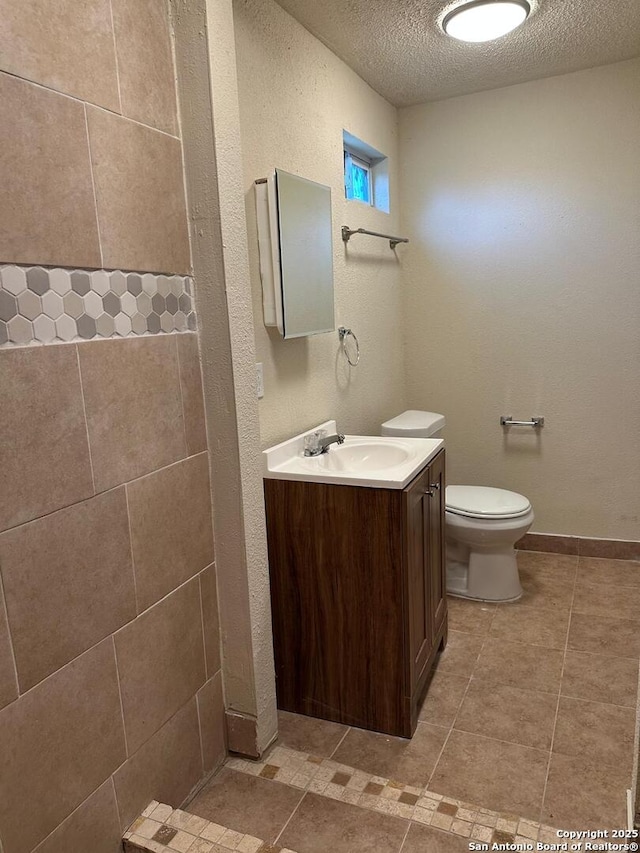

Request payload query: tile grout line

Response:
[197,572,210,677]
[111,635,130,758]
[0,69,181,142]
[110,775,123,838]
[75,343,97,496]
[272,789,308,847]
[194,685,207,777]
[0,565,21,699]
[537,560,578,825]
[123,485,141,615]
[107,0,124,115]
[397,818,413,853]
[425,629,489,792]
[83,104,105,269]
[329,726,351,759]
[173,334,190,459]
[30,781,116,853]
[7,571,202,708]
[0,442,206,537]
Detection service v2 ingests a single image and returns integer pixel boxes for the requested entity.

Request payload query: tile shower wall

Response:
[0,2,225,852]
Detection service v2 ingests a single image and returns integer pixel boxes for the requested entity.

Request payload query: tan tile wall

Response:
[0,338,226,853]
[0,0,189,273]
[0,3,226,851]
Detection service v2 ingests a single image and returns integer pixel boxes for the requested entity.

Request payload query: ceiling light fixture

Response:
[443,0,530,43]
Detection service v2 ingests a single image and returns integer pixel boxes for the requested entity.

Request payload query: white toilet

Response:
[381,410,534,602]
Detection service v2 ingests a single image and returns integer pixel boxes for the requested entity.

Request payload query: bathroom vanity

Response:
[263,424,447,738]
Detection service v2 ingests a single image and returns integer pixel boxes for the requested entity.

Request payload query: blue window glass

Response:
[345,152,371,204]
[350,162,370,203]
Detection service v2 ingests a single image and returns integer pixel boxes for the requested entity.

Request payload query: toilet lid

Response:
[446,485,531,519]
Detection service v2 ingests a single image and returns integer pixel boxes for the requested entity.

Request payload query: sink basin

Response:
[303,440,411,472]
[263,421,444,489]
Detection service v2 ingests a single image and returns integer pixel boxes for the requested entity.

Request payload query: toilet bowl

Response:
[381,410,534,602]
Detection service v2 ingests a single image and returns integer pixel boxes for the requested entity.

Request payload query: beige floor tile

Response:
[276,710,349,758]
[516,551,578,580]
[572,581,640,622]
[577,557,640,588]
[418,671,470,728]
[278,791,408,853]
[489,602,570,650]
[188,768,302,844]
[474,638,564,694]
[454,680,557,750]
[561,650,639,707]
[434,630,484,678]
[332,722,449,788]
[542,752,629,829]
[552,696,636,771]
[430,730,548,820]
[518,567,575,612]
[402,823,472,852]
[446,597,496,636]
[568,612,640,659]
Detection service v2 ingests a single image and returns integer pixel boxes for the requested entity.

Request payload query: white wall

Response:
[233,0,405,448]
[400,59,640,539]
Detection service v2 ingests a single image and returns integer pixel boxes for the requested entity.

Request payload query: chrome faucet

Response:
[303,429,346,456]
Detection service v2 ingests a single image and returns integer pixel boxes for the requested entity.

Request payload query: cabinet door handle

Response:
[430,482,441,491]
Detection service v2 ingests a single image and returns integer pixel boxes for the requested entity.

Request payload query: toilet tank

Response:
[381,410,446,439]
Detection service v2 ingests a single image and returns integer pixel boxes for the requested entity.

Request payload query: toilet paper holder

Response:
[500,416,545,428]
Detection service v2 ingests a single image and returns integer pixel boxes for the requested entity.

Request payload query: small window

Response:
[344,150,372,205]
[342,131,389,214]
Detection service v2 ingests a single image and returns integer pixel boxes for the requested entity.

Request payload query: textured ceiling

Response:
[272,0,640,105]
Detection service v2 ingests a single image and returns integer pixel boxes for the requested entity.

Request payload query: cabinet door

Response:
[404,466,432,694]
[427,451,447,639]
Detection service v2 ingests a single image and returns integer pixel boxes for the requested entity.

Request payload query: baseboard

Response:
[225,710,260,759]
[517,532,640,561]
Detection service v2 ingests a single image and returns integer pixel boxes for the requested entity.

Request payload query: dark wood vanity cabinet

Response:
[264,449,447,739]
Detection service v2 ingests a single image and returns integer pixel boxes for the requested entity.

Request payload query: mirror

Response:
[255,169,334,339]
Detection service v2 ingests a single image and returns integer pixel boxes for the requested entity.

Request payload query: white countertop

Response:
[262,421,444,489]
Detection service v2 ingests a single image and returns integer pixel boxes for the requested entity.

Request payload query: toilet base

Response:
[446,549,523,603]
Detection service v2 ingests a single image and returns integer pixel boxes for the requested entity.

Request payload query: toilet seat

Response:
[446,485,531,520]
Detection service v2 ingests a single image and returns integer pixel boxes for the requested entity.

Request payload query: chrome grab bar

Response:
[341,226,409,250]
[500,416,545,428]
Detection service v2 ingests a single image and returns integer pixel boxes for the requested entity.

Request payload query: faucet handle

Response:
[304,429,326,454]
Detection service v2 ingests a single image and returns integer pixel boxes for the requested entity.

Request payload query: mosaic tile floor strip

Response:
[124,800,299,853]
[225,746,560,847]
[0,265,195,346]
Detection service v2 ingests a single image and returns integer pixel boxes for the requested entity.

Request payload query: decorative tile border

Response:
[226,746,560,847]
[124,800,299,853]
[0,265,196,346]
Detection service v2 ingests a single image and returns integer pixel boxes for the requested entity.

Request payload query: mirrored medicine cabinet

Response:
[254,169,335,339]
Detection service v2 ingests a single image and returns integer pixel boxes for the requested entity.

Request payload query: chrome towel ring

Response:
[338,326,360,367]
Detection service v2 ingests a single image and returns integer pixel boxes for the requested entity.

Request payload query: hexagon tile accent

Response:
[0,265,196,347]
